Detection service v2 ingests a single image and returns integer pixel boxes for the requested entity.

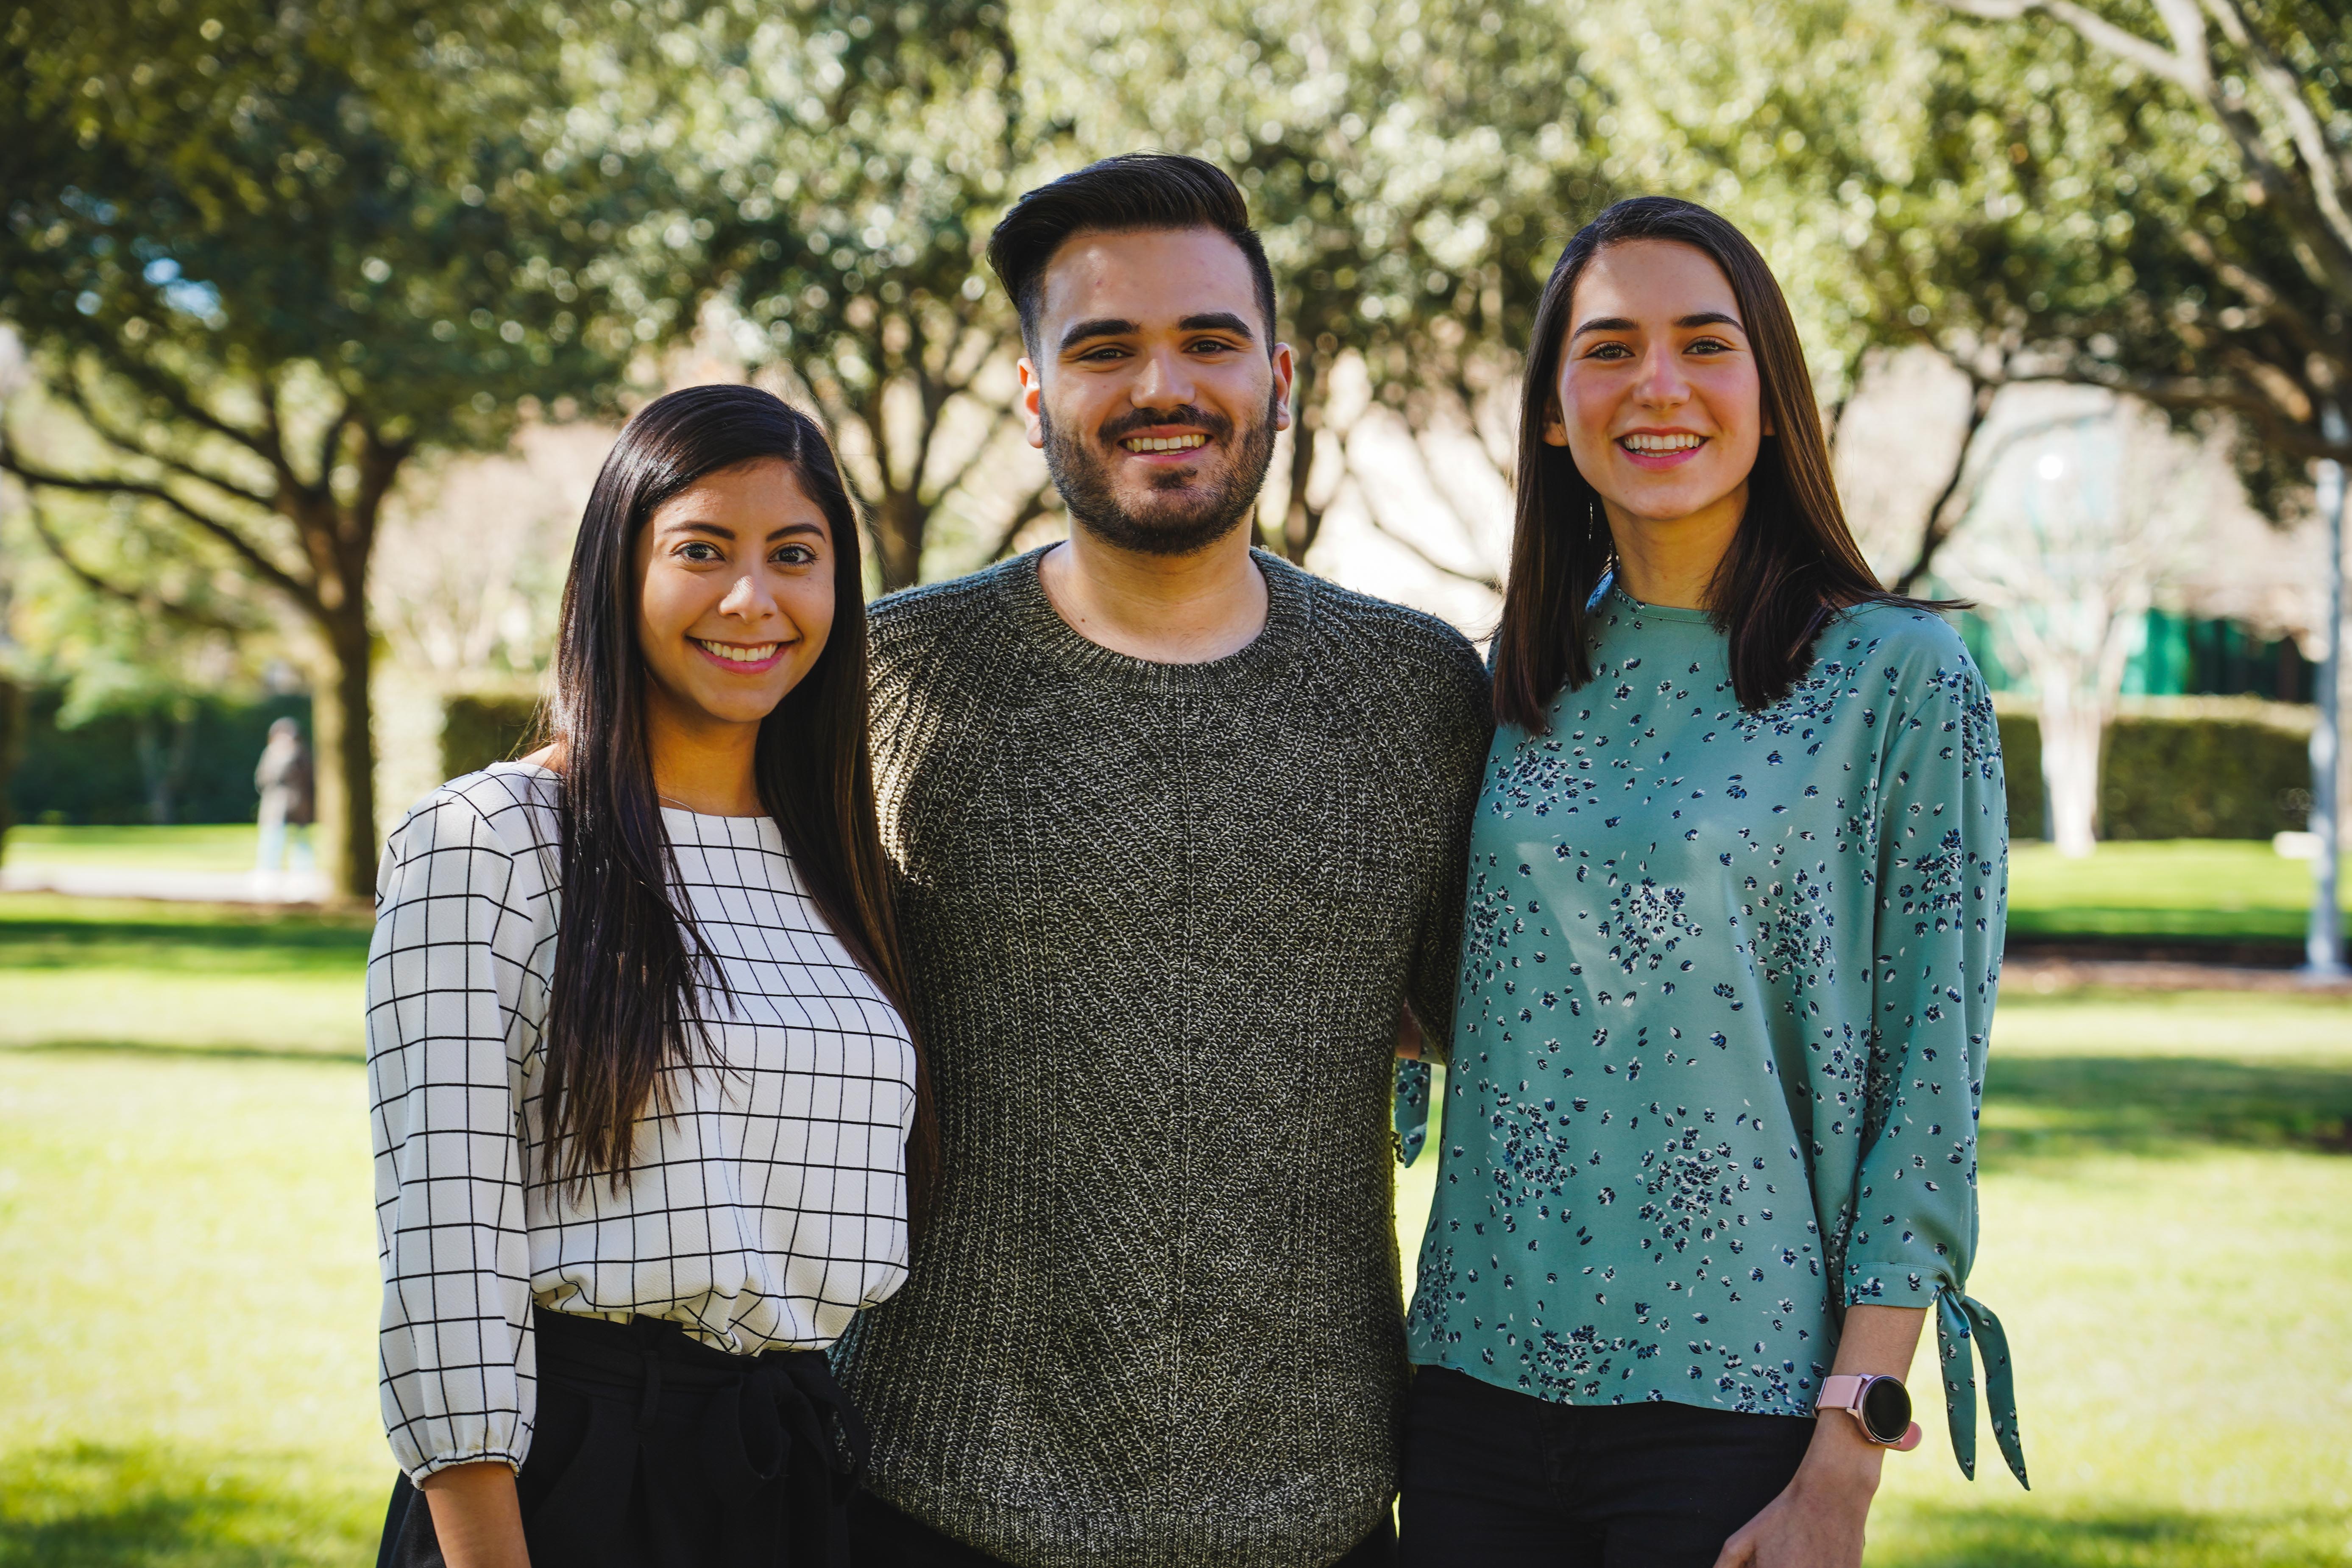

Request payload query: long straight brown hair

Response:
[537,383,936,1223]
[1494,197,1925,730]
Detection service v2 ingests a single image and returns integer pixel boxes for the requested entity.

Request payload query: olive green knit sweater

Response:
[831,549,1492,1568]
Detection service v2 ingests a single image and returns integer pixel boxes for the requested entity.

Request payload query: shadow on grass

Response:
[9,1039,365,1067]
[1982,1054,2352,1164]
[1875,1501,2349,1568]
[0,1444,378,1568]
[0,902,370,977]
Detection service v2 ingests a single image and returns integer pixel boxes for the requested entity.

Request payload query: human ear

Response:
[1540,398,1571,448]
[1271,342,1296,433]
[1017,356,1046,450]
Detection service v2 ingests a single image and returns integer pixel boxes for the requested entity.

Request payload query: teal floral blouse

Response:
[1398,588,2026,1486]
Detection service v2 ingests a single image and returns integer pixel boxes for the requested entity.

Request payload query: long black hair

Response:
[1494,197,1932,729]
[536,383,936,1220]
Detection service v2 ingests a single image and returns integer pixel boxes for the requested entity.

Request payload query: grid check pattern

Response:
[366,762,917,1484]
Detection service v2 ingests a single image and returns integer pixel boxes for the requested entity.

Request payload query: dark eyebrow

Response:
[1059,317,1139,352]
[1571,310,1746,340]
[1178,311,1255,341]
[663,519,827,542]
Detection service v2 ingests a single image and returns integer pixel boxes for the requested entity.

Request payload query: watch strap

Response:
[1816,1374,1869,1415]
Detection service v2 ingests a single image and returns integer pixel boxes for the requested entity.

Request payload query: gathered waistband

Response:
[527,1307,866,1568]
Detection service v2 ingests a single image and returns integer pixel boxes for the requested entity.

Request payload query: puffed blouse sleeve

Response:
[365,780,556,1483]
[1850,631,2027,1488]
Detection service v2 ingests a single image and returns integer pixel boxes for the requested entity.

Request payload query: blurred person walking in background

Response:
[832,153,1492,1568]
[1394,198,2026,1568]
[252,716,314,882]
[368,384,933,1568]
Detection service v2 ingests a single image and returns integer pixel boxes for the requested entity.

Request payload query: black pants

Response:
[849,1490,1397,1567]
[377,1310,867,1568]
[1396,1365,1814,1568]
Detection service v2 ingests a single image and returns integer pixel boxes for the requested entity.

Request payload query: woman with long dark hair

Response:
[368,383,934,1568]
[1395,198,2025,1567]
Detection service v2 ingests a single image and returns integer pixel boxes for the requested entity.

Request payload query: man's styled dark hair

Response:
[986,152,1279,356]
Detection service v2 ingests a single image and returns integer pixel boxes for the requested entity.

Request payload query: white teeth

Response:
[1621,432,1704,453]
[694,639,779,663]
[1123,434,1208,452]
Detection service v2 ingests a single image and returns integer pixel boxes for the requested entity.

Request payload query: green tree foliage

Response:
[1027,0,1610,561]
[0,0,676,894]
[592,0,1041,590]
[1928,0,2352,482]
[1625,0,2351,575]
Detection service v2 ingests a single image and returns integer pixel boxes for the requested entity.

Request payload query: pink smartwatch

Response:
[1815,1374,1923,1450]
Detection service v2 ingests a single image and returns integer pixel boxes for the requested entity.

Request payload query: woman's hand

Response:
[1710,1414,1881,1568]
[1712,1303,1928,1568]
[418,1459,530,1568]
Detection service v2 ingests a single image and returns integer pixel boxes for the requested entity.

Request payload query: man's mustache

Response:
[1095,407,1233,446]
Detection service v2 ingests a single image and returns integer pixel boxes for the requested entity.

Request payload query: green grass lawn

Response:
[2,825,265,875]
[5,891,2351,1567]
[2007,840,2348,941]
[8,827,2344,940]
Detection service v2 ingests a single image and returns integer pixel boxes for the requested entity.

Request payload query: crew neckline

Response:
[1000,545,1311,691]
[488,760,779,825]
[1605,584,1716,626]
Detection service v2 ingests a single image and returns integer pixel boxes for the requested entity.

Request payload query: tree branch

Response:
[100,351,285,471]
[983,481,1059,563]
[1896,366,2002,592]
[1346,472,1503,593]
[57,373,279,512]
[0,446,317,609]
[1944,0,2204,88]
[19,496,250,632]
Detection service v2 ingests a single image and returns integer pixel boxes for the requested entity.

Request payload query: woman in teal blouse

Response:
[1394,197,2025,1568]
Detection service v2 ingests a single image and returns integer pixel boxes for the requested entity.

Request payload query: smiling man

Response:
[829,155,1494,1568]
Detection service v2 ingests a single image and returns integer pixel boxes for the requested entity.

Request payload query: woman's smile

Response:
[1616,429,1711,470]
[689,635,789,673]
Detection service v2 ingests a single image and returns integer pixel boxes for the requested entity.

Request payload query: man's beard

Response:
[1041,393,1280,558]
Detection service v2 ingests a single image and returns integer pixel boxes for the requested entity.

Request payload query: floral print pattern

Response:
[1402,591,2017,1465]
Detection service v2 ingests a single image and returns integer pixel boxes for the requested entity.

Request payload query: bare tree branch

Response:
[1348,477,1503,592]
[984,481,1059,563]
[1945,0,2203,87]
[931,397,1029,507]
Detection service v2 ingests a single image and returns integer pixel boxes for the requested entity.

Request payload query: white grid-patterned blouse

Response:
[365,762,917,1484]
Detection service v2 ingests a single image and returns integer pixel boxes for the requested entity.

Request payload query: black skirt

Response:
[377,1308,867,1568]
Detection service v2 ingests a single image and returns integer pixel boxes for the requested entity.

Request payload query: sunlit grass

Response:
[0,1047,385,1566]
[2006,840,2346,941]
[3,893,2349,1567]
[2,825,264,875]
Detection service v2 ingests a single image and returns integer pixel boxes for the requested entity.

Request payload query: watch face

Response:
[1860,1377,1912,1444]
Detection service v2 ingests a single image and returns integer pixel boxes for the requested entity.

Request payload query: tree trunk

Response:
[0,675,20,861]
[871,488,927,593]
[310,608,379,901]
[1278,361,1324,565]
[2039,692,2105,858]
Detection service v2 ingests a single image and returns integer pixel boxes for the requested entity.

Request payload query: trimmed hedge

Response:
[6,686,312,826]
[1995,703,2316,842]
[441,692,543,783]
